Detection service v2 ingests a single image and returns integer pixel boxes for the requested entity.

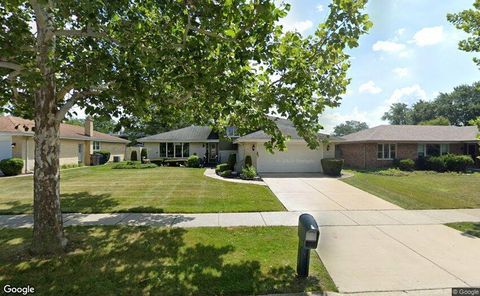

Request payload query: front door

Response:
[209,143,218,163]
[78,144,84,163]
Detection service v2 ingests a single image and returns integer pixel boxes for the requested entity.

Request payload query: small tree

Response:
[131,150,138,162]
[333,120,368,136]
[141,148,147,162]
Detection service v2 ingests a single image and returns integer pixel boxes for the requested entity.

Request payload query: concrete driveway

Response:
[262,174,480,294]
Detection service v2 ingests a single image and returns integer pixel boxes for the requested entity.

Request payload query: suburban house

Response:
[336,125,480,169]
[138,118,337,173]
[0,116,129,173]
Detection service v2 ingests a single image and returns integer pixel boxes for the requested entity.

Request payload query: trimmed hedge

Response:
[244,155,252,167]
[241,166,257,180]
[112,161,157,169]
[220,169,233,178]
[187,155,200,168]
[227,153,236,170]
[398,159,415,171]
[94,150,111,165]
[0,158,24,176]
[215,163,230,174]
[321,158,343,177]
[141,148,148,162]
[426,154,474,172]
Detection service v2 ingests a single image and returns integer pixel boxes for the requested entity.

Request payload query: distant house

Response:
[336,125,479,169]
[139,118,339,173]
[0,116,129,173]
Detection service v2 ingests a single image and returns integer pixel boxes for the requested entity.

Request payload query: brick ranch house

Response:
[0,116,129,173]
[336,125,479,169]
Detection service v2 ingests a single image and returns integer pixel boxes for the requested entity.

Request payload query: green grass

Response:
[0,166,284,214]
[0,226,337,295]
[342,170,480,209]
[447,222,480,238]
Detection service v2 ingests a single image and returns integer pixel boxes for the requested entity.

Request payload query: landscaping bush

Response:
[371,168,410,177]
[426,156,447,172]
[0,158,24,176]
[415,156,428,170]
[150,159,165,166]
[321,158,344,177]
[220,169,233,178]
[398,159,415,171]
[131,150,138,161]
[187,155,200,168]
[241,166,257,180]
[215,163,230,174]
[244,155,252,167]
[61,163,84,170]
[112,161,157,169]
[227,153,236,170]
[443,154,474,172]
[94,150,111,165]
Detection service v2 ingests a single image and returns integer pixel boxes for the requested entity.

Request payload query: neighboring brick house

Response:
[336,125,479,169]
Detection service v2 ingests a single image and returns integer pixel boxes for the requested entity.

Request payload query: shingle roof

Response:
[138,125,219,142]
[235,117,334,142]
[340,125,479,143]
[0,116,129,143]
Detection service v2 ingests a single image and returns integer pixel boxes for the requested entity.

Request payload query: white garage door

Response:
[257,142,323,173]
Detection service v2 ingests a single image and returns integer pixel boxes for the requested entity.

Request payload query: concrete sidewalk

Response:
[1,209,479,228]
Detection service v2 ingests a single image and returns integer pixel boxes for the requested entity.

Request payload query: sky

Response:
[277,0,479,133]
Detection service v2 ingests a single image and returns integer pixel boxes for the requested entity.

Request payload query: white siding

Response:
[256,142,324,173]
[144,143,159,159]
[190,143,205,158]
[0,135,12,161]
[218,150,236,163]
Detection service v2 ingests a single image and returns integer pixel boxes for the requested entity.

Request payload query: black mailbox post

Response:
[297,213,320,278]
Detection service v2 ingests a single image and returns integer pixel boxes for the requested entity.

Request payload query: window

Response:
[159,143,167,157]
[167,143,174,157]
[175,143,182,157]
[93,141,101,151]
[377,143,396,160]
[160,142,190,158]
[226,126,239,138]
[417,144,449,157]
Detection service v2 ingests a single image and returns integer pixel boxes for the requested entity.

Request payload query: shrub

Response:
[398,159,415,171]
[372,168,410,177]
[244,155,252,167]
[321,158,344,176]
[112,161,157,169]
[0,158,24,176]
[415,156,428,170]
[443,154,474,172]
[220,169,233,178]
[215,163,230,174]
[426,156,447,172]
[94,150,111,165]
[60,163,84,170]
[131,150,138,161]
[150,159,165,166]
[241,166,257,180]
[227,153,236,170]
[141,148,148,162]
[187,155,200,168]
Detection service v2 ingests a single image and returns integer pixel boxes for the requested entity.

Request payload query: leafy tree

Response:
[418,116,450,126]
[434,83,480,126]
[381,103,413,125]
[64,117,117,134]
[410,100,437,124]
[0,0,370,254]
[469,116,480,129]
[448,0,480,68]
[333,120,369,136]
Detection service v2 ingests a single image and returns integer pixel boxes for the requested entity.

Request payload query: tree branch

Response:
[54,26,118,43]
[55,88,105,121]
[0,61,24,72]
[29,0,48,30]
[56,84,74,101]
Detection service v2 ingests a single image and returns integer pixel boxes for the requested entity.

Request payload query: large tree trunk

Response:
[31,93,67,254]
[30,4,66,254]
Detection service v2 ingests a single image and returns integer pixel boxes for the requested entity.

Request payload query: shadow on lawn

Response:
[61,192,120,213]
[0,227,320,295]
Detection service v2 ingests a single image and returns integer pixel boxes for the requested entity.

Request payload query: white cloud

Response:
[392,67,409,78]
[358,81,382,94]
[411,26,444,47]
[386,84,427,105]
[279,19,313,34]
[316,4,324,12]
[396,28,405,36]
[372,40,406,53]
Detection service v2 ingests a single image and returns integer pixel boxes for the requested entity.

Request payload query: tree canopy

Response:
[333,120,368,136]
[382,82,480,126]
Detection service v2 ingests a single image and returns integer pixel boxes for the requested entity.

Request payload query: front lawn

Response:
[342,170,480,209]
[447,222,480,238]
[0,226,337,295]
[0,166,284,214]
